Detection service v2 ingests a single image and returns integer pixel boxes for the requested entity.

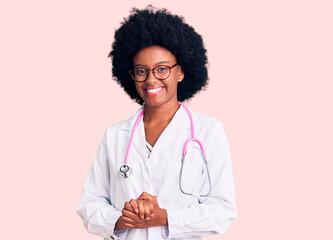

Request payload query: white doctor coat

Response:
[76,105,237,240]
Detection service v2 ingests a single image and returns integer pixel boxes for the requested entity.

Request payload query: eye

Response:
[156,66,168,73]
[134,68,147,75]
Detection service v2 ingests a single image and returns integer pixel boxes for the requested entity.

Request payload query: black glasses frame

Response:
[129,63,179,82]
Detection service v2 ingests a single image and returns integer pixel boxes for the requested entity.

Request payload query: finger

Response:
[138,192,152,200]
[129,199,138,214]
[122,209,140,220]
[122,216,147,229]
[121,216,136,228]
[124,222,135,228]
[138,200,145,219]
[124,202,132,211]
[138,193,157,204]
[148,200,154,217]
[143,201,151,220]
[122,215,138,224]
[124,202,136,214]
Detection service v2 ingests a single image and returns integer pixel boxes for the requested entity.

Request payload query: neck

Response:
[143,101,180,123]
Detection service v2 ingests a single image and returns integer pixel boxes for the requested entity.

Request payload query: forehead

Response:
[133,46,176,66]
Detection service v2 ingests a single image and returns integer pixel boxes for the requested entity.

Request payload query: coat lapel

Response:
[153,105,193,200]
[120,106,149,171]
[152,105,191,153]
[131,119,149,169]
[120,104,193,177]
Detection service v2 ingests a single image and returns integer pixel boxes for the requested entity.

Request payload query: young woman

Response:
[76,6,237,240]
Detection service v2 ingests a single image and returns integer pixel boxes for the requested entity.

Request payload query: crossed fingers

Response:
[124,199,154,220]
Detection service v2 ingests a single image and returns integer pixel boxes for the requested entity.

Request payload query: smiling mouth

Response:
[144,87,164,96]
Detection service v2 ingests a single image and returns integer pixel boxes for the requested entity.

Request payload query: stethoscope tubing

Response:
[124,110,145,165]
[178,102,206,157]
[120,102,212,197]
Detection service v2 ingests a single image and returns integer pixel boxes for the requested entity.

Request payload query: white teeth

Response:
[147,87,162,93]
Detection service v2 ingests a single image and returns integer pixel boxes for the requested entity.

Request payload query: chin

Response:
[144,100,164,108]
[144,98,178,109]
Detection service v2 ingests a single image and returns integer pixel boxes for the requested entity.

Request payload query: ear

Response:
[177,66,184,82]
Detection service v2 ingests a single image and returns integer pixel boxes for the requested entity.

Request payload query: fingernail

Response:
[147,217,150,220]
[135,209,139,214]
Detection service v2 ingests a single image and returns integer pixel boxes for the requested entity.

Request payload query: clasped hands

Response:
[115,192,167,230]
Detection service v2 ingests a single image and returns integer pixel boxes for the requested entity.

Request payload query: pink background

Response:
[1,0,332,239]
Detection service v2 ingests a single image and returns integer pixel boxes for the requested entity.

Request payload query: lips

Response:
[144,86,164,96]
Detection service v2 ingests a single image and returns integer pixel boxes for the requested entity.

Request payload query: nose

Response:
[145,69,159,83]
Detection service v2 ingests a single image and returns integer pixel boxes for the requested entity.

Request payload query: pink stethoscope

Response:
[119,102,212,197]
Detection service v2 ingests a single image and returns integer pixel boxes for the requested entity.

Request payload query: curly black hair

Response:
[109,5,208,105]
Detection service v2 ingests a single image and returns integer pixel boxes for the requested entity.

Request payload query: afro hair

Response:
[109,5,208,105]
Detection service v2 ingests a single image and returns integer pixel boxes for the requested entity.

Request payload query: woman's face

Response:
[133,45,184,109]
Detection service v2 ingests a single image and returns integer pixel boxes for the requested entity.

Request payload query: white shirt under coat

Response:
[76,105,238,239]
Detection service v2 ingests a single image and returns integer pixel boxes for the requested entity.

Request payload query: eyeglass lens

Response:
[132,65,171,81]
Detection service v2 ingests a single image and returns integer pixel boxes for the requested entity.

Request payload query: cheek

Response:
[170,74,181,88]
[134,82,140,92]
[173,70,183,83]
[135,83,145,97]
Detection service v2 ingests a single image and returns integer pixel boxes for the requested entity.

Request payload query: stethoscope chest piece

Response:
[119,164,132,178]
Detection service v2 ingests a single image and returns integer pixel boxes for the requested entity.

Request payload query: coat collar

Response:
[119,104,193,170]
[119,104,192,132]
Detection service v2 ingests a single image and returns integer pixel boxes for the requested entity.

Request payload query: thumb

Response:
[137,191,153,201]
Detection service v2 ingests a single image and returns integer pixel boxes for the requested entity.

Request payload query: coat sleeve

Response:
[76,128,123,240]
[165,120,238,238]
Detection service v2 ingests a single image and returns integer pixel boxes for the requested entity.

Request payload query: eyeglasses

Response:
[129,63,179,82]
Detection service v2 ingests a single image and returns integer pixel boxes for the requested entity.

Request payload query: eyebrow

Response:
[134,61,171,67]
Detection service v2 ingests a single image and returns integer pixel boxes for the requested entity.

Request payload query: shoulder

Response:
[190,110,231,160]
[104,118,131,137]
[189,109,229,147]
[191,109,224,131]
[104,107,144,136]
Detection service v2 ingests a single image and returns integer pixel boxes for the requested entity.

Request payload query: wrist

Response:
[160,208,168,226]
[114,216,124,231]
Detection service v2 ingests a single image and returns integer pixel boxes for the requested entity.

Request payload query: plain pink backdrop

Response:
[1,0,332,239]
